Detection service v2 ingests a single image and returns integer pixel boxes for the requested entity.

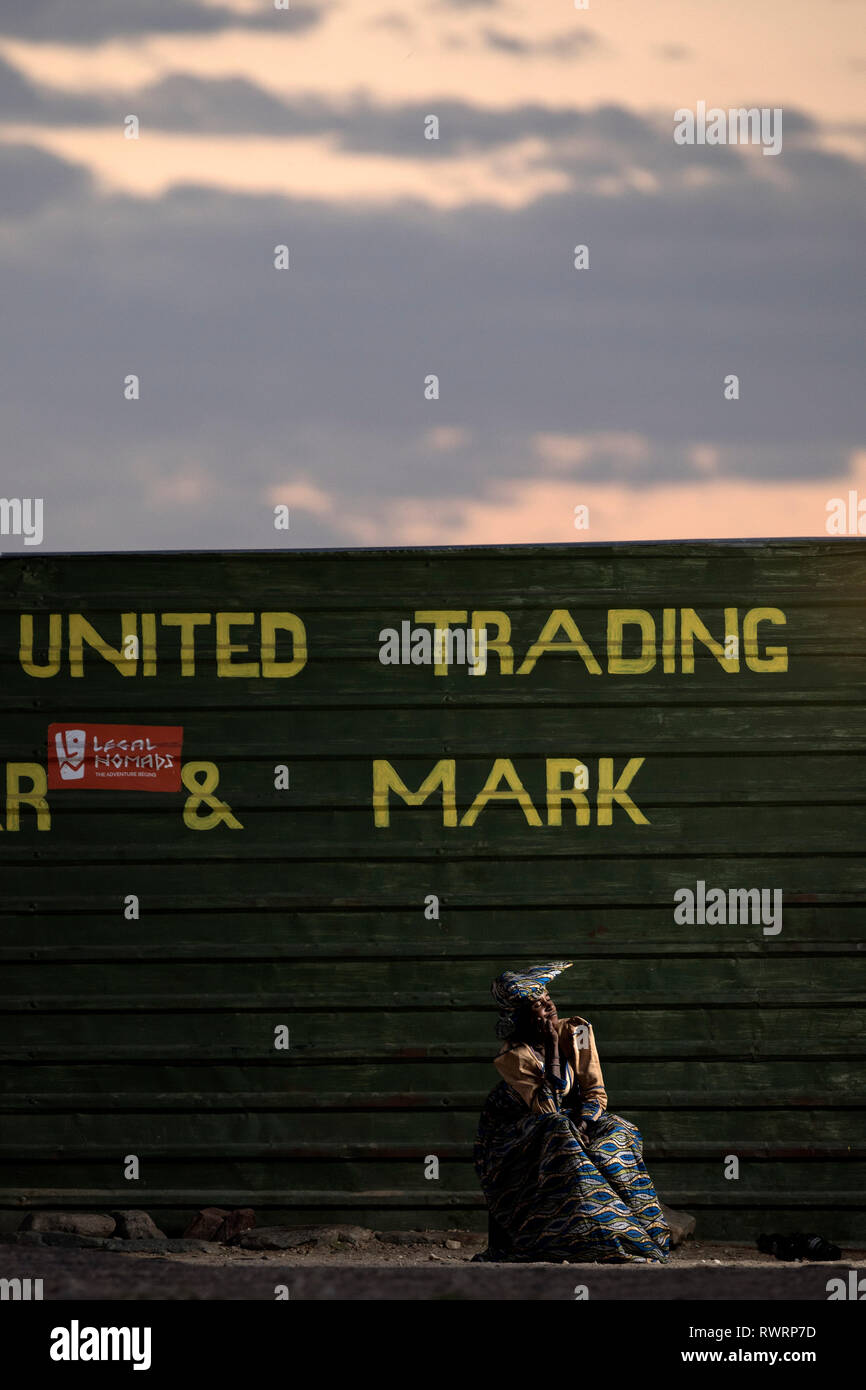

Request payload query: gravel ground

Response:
[6,1225,863,1304]
[3,1239,864,1301]
[108,1233,865,1268]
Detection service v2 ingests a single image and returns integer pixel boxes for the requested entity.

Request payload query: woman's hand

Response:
[540,1016,559,1047]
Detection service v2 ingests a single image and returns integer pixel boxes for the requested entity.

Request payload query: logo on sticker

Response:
[47,724,184,791]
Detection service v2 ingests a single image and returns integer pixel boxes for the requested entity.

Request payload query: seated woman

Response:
[473,960,670,1263]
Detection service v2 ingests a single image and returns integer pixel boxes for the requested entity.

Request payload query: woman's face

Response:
[528,990,558,1030]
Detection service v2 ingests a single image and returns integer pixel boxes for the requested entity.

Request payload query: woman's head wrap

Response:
[491,961,572,1039]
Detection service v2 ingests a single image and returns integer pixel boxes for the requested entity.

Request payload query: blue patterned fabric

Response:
[474,1080,670,1263]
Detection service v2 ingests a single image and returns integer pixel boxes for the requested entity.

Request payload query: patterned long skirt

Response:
[473,1081,670,1263]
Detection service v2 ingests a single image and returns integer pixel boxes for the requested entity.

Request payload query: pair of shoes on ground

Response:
[757,1232,841,1261]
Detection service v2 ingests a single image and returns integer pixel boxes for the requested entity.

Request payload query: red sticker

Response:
[47,723,184,791]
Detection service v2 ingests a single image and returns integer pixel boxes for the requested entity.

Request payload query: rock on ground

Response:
[21,1212,115,1238]
[183,1207,256,1242]
[240,1225,373,1251]
[111,1210,166,1241]
[11,1230,113,1250]
[218,1209,256,1243]
[183,1208,230,1241]
[105,1238,217,1255]
[375,1230,480,1248]
[660,1203,697,1247]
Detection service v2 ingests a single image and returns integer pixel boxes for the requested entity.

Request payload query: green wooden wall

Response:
[1,541,864,1241]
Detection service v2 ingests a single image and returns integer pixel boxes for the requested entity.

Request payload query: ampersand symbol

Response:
[182,761,243,830]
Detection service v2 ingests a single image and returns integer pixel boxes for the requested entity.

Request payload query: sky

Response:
[0,0,863,550]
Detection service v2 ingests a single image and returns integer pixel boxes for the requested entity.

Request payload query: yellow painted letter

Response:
[69,613,138,677]
[546,759,591,826]
[19,614,62,678]
[597,757,649,825]
[216,612,259,678]
[460,759,542,827]
[471,611,513,675]
[414,611,467,677]
[680,608,740,673]
[517,610,602,676]
[160,613,212,676]
[4,763,50,831]
[607,610,656,675]
[373,759,457,827]
[743,608,787,672]
[261,612,307,677]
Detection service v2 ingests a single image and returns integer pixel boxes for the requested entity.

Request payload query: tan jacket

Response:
[493,1015,607,1118]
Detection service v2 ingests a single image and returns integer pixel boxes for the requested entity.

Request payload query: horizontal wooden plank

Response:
[3,804,866,862]
[2,1161,860,1193]
[4,1007,864,1060]
[1,1183,863,1216]
[1,1163,863,1200]
[5,682,866,711]
[5,566,866,607]
[4,707,866,752]
[0,857,864,907]
[0,940,861,962]
[2,540,865,604]
[1,956,863,1013]
[2,1058,862,1109]
[4,1091,860,1114]
[3,1107,864,1152]
[1,903,864,953]
[3,1094,861,1119]
[0,942,861,964]
[0,940,859,964]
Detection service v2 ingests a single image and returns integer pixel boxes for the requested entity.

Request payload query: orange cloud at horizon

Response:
[335,451,866,546]
[0,125,570,206]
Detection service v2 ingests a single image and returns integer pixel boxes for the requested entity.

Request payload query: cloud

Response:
[483,27,601,59]
[144,463,210,506]
[265,479,334,516]
[424,426,472,452]
[0,54,106,122]
[0,43,835,203]
[6,73,837,208]
[0,140,92,214]
[657,44,692,62]
[367,12,414,33]
[0,62,594,147]
[337,450,866,547]
[481,29,527,55]
[0,0,323,43]
[533,431,651,473]
[134,74,323,135]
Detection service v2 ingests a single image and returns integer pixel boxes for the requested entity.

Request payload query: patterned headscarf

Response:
[491,961,572,1039]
